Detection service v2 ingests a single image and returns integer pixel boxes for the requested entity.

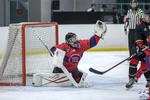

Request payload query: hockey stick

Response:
[33,30,52,56]
[89,47,148,75]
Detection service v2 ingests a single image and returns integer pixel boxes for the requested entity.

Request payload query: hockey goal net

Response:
[0,22,58,86]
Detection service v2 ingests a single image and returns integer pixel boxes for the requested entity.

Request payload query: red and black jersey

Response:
[50,35,100,73]
[135,21,150,48]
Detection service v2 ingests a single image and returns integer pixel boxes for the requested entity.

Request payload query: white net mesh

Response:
[0,22,58,85]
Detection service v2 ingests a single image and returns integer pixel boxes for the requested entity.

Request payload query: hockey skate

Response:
[78,71,93,88]
[126,78,135,89]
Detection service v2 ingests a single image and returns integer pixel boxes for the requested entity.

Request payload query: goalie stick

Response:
[33,30,52,55]
[33,31,92,88]
[89,47,148,75]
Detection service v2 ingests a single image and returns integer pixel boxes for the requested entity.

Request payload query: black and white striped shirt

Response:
[124,8,144,31]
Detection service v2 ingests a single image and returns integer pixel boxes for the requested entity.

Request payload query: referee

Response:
[124,0,145,88]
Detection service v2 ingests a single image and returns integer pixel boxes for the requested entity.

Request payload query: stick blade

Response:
[89,68,105,75]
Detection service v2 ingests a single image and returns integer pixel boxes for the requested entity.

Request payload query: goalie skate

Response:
[77,82,93,88]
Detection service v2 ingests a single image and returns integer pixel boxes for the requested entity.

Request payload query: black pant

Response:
[128,29,136,56]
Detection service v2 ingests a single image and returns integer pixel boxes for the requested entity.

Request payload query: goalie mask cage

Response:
[0,22,58,86]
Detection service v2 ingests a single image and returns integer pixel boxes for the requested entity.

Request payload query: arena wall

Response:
[0,24,128,58]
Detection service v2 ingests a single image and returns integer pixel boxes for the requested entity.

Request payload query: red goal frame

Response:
[0,22,59,86]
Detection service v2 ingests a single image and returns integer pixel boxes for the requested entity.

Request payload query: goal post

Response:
[0,22,59,86]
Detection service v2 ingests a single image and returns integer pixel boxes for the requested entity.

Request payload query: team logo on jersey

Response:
[136,13,141,17]
[66,49,70,52]
[70,54,81,64]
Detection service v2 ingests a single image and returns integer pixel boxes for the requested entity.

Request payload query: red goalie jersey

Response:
[50,35,100,73]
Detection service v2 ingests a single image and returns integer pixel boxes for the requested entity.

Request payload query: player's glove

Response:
[94,20,107,38]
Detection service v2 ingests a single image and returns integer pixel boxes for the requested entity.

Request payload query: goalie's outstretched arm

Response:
[81,20,107,50]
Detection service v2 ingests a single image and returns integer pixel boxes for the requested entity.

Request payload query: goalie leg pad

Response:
[32,73,72,87]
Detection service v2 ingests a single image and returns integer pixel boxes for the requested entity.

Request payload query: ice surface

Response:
[0,51,147,100]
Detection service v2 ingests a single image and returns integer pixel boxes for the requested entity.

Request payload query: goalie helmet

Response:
[65,32,80,48]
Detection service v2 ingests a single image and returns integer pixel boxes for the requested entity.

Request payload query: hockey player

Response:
[145,12,150,100]
[126,11,150,89]
[50,20,107,85]
[32,20,106,87]
[146,37,150,100]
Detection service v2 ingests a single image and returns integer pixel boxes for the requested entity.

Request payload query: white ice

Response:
[0,51,148,100]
